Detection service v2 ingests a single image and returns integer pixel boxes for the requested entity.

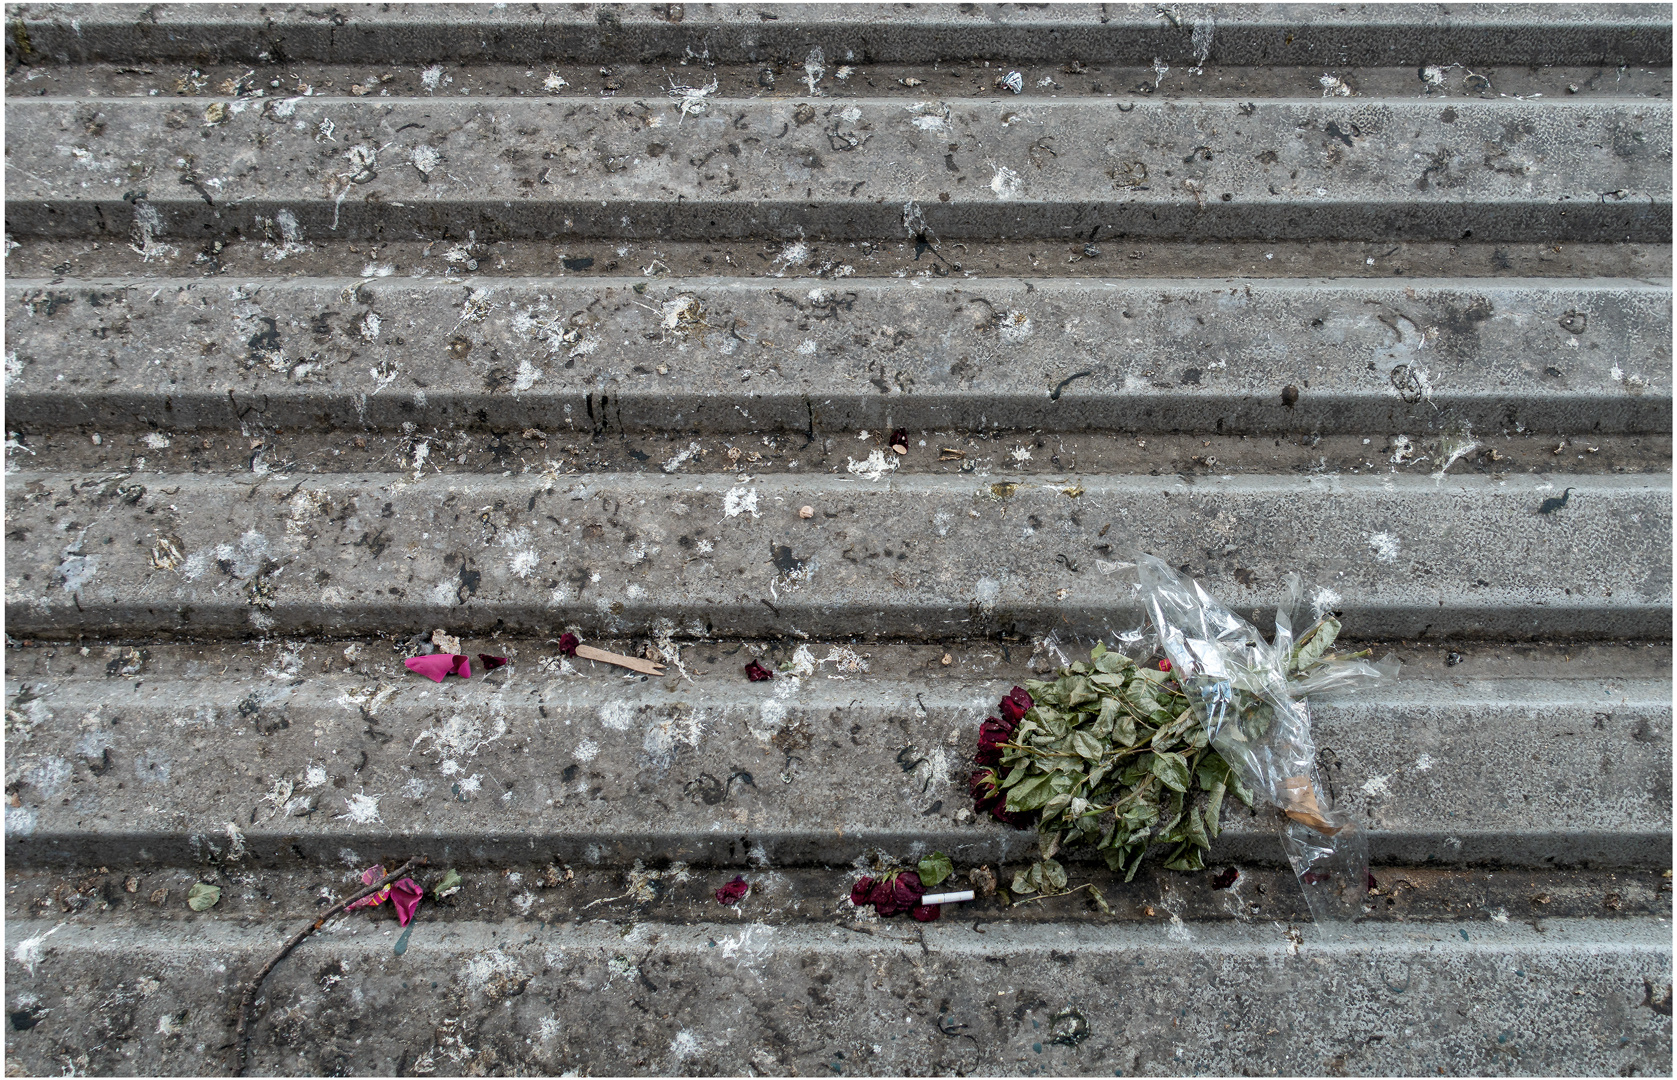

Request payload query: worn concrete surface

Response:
[4,638,1668,869]
[6,470,1669,640]
[8,236,1670,283]
[8,3,1672,66]
[4,916,1670,1076]
[6,277,1669,435]
[6,97,1671,242]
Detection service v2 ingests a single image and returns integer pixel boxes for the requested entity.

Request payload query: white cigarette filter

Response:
[920,890,975,906]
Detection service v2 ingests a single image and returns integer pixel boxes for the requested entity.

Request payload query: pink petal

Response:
[390,878,424,926]
[361,866,383,887]
[405,655,458,682]
[448,654,472,679]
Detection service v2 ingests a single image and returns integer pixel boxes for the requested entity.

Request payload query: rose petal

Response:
[714,876,751,906]
[478,654,508,671]
[850,877,877,907]
[405,654,460,682]
[390,878,424,926]
[744,660,774,682]
[910,903,940,922]
[557,633,580,657]
[892,871,924,911]
[1210,866,1240,891]
[867,879,900,916]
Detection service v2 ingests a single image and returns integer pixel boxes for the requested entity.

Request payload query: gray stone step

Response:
[4,642,1668,870]
[6,469,1668,641]
[6,96,1670,242]
[3,914,1670,1076]
[10,2,1672,66]
[6,276,1669,436]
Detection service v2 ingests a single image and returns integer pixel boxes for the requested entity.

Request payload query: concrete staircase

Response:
[4,4,1671,1074]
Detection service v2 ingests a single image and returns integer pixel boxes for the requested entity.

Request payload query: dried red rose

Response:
[744,660,774,682]
[889,428,909,449]
[998,686,1034,724]
[714,875,750,905]
[478,654,508,670]
[557,633,579,657]
[970,768,1030,828]
[974,716,1013,766]
[851,877,876,907]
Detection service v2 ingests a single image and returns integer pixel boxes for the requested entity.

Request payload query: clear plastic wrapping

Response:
[1131,554,1394,923]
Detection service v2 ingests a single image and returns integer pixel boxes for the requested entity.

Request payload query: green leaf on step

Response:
[1088,883,1111,914]
[186,883,221,911]
[432,868,463,896]
[1040,858,1068,891]
[917,851,954,889]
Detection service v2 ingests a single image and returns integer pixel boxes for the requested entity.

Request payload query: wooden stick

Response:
[574,643,665,675]
[234,856,424,1075]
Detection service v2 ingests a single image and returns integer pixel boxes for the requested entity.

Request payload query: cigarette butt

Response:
[920,890,975,906]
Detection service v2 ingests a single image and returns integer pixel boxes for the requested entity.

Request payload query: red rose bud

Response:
[557,633,579,657]
[910,902,941,922]
[1159,658,1172,673]
[714,875,750,906]
[744,660,774,682]
[999,686,1034,723]
[477,654,508,671]
[851,877,876,906]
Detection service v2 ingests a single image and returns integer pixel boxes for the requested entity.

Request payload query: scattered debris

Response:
[714,876,751,905]
[968,865,997,897]
[186,883,221,911]
[997,70,1024,94]
[235,857,425,1074]
[889,428,910,455]
[745,659,775,682]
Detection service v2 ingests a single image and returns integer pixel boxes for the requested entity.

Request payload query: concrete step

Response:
[9,59,1673,105]
[4,641,1668,870]
[10,3,1671,67]
[6,469,1668,641]
[4,914,1670,1076]
[6,97,1670,242]
[6,276,1669,436]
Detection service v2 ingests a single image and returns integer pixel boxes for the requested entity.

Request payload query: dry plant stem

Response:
[234,856,424,1075]
[1009,882,1098,908]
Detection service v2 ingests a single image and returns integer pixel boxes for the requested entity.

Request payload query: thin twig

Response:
[234,856,425,1075]
[1008,882,1097,908]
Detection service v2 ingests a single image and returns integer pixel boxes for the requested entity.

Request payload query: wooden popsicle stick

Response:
[574,643,665,676]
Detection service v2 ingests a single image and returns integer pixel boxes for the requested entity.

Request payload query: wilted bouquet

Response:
[971,555,1391,920]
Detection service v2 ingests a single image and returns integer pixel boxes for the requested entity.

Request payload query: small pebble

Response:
[941,653,953,666]
[798,505,814,519]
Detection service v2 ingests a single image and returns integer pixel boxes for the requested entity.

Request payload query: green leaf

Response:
[1064,677,1096,708]
[1040,793,1074,820]
[1290,617,1341,672]
[186,883,221,911]
[1088,883,1111,914]
[1011,868,1038,895]
[1001,763,1030,789]
[1162,842,1205,872]
[432,868,463,896]
[1152,751,1191,793]
[1115,712,1137,747]
[1007,773,1056,812]
[1067,729,1104,761]
[917,851,954,888]
[1040,858,1068,891]
[1102,846,1128,872]
[1123,845,1147,882]
[1204,781,1226,839]
[1185,805,1210,849]
[1090,641,1107,661]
